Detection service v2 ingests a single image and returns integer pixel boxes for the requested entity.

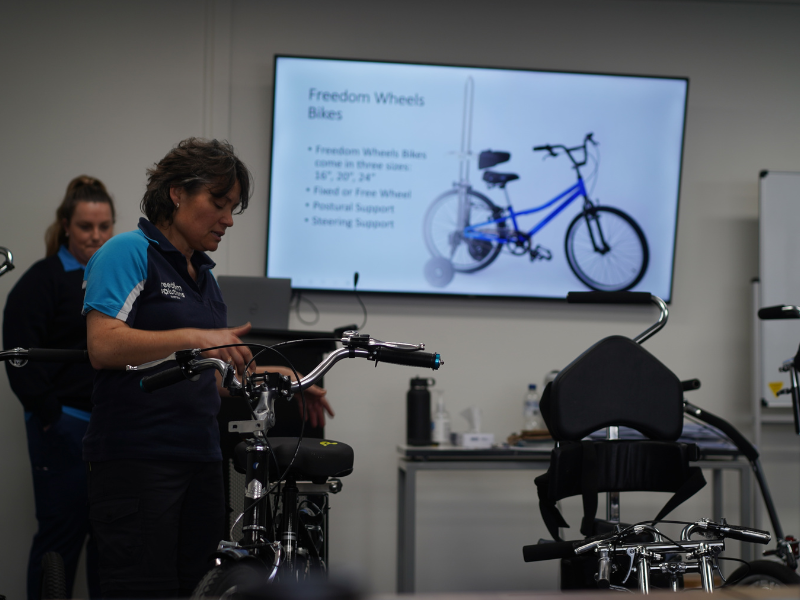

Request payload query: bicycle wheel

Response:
[565,206,648,291]
[423,189,504,272]
[727,559,800,588]
[40,552,67,600]
[192,559,271,598]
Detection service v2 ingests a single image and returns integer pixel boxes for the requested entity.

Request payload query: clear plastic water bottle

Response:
[431,390,451,445]
[523,384,542,431]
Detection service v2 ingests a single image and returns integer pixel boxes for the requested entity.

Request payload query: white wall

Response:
[1,0,799,597]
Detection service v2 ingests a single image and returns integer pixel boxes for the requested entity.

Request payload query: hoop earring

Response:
[175,203,180,209]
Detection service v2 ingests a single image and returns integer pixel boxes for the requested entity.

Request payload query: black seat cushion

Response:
[541,336,684,442]
[233,437,354,483]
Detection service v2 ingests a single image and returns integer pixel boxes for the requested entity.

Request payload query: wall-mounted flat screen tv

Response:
[267,55,688,301]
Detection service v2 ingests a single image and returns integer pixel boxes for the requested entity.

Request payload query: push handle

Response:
[681,379,701,391]
[371,347,442,370]
[522,540,578,562]
[684,401,759,462]
[565,292,668,345]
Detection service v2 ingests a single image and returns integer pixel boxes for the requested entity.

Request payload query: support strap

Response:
[535,442,707,542]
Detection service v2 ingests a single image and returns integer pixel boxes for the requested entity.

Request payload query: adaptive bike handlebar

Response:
[129,332,442,591]
[129,331,442,394]
[524,519,771,592]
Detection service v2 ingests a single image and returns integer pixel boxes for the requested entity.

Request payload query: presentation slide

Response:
[267,56,687,301]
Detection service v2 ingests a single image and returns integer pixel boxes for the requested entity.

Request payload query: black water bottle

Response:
[407,377,434,446]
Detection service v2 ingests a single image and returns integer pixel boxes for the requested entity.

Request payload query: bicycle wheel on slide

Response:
[423,189,504,273]
[726,559,800,588]
[565,206,648,292]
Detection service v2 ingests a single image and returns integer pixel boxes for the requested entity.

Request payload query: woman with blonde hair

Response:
[3,175,115,600]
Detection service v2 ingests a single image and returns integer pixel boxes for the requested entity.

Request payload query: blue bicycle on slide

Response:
[423,133,649,291]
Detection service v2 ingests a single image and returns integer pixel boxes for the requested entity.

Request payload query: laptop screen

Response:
[216,275,291,330]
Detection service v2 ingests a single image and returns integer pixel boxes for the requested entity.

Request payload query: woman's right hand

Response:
[197,322,254,376]
[87,310,254,372]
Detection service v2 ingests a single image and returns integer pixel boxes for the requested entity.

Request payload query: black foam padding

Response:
[541,336,683,441]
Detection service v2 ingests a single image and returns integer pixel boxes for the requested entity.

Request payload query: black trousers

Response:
[87,459,225,597]
[26,413,99,600]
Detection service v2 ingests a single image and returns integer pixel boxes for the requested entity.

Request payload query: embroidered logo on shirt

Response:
[161,282,186,300]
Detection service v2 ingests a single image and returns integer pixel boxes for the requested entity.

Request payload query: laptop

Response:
[216,275,292,330]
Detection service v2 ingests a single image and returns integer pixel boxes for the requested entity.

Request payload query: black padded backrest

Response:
[541,336,683,441]
[478,150,510,169]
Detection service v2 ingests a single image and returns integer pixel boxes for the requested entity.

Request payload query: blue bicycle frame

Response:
[464,177,599,246]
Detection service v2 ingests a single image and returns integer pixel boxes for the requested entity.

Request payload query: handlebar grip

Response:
[140,366,191,393]
[533,145,549,151]
[758,305,800,320]
[522,540,578,562]
[721,525,771,544]
[371,347,442,370]
[681,379,701,391]
[26,348,89,362]
[567,291,652,304]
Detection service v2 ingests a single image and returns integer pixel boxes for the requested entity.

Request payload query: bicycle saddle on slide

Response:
[233,437,354,484]
[482,171,519,187]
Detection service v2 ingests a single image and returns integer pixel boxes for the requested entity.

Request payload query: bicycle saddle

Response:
[233,437,354,484]
[482,171,519,188]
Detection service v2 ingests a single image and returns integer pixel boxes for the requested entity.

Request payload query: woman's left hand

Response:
[294,383,334,428]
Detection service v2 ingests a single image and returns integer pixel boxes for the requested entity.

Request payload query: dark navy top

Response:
[82,218,227,462]
[3,246,95,424]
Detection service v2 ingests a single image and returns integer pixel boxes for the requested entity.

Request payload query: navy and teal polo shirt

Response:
[82,218,227,462]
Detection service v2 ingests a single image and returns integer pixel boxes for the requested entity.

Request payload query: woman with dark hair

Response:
[3,175,115,600]
[82,138,332,597]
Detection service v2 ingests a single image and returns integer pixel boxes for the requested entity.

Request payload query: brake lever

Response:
[621,547,637,584]
[126,349,202,371]
[340,331,424,351]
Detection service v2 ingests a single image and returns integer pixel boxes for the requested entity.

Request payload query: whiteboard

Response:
[759,171,800,407]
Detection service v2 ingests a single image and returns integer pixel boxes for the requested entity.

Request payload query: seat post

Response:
[606,425,620,523]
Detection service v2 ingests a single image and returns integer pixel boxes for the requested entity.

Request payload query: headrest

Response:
[540,336,683,441]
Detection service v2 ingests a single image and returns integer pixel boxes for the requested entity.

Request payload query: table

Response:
[396,445,752,593]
